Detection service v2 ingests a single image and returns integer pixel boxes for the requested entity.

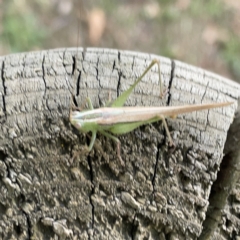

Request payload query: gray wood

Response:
[199,104,240,240]
[0,48,239,239]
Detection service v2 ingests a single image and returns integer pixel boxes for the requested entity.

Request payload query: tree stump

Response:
[0,48,239,239]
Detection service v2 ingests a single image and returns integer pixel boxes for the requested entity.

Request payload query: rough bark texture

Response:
[0,48,239,239]
[199,104,240,240]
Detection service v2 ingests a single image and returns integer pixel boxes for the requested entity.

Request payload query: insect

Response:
[70,59,233,159]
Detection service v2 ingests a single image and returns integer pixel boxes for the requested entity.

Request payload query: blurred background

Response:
[0,0,240,83]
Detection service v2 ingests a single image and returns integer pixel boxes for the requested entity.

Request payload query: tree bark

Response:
[0,48,239,239]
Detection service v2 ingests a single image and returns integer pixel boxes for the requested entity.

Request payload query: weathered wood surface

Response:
[0,48,239,239]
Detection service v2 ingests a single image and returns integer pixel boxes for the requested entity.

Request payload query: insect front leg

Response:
[98,129,124,166]
[73,97,97,151]
[70,95,91,116]
[88,131,97,151]
[86,97,94,110]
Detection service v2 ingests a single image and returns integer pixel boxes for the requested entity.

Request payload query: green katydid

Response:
[70,59,233,159]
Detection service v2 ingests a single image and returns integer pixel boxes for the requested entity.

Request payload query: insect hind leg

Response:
[157,115,174,147]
